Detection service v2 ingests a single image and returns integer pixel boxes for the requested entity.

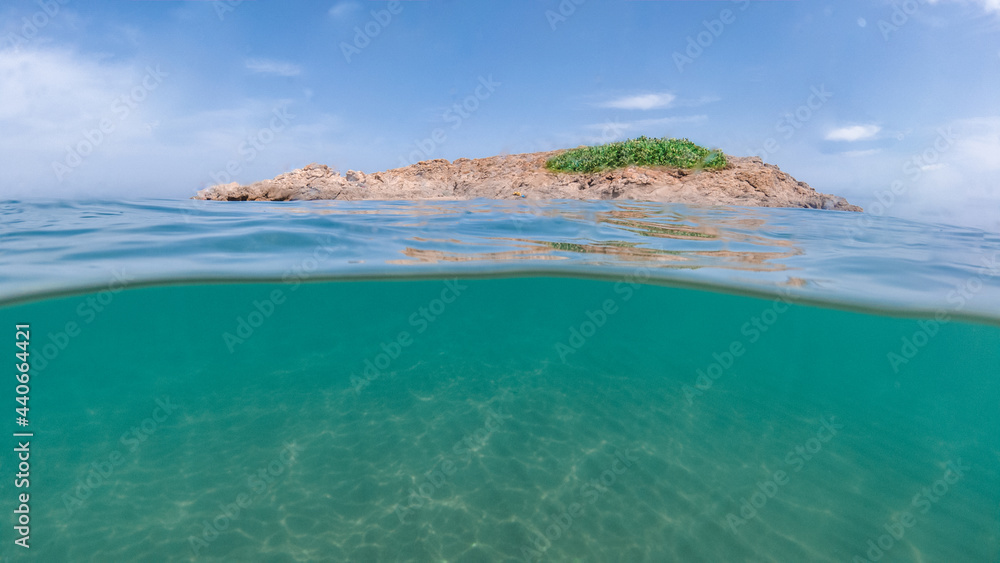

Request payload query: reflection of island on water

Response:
[388,204,801,274]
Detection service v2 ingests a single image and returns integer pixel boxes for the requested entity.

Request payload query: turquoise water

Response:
[1,200,998,562]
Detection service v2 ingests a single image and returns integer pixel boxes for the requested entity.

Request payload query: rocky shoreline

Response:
[193,149,862,211]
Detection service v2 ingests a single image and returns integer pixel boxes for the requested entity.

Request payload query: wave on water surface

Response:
[1,198,999,322]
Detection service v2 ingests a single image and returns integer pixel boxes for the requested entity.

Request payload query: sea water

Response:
[0,199,998,562]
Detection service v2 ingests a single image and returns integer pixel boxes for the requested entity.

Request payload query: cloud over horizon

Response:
[600,93,676,111]
[826,125,882,142]
[244,58,302,77]
[328,1,361,19]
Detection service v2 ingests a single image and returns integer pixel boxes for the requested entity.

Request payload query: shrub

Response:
[545,136,727,173]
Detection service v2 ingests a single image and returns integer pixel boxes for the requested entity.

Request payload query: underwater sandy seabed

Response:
[1,277,998,562]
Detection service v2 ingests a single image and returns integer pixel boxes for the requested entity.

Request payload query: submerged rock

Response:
[193,150,862,211]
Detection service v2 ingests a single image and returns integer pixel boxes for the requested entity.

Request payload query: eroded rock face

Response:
[193,150,862,211]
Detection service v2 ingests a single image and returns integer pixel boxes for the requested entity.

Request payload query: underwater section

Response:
[1,277,997,562]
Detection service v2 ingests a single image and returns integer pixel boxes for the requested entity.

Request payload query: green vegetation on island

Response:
[545,136,727,174]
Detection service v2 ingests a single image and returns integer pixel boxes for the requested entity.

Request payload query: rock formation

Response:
[193,150,861,211]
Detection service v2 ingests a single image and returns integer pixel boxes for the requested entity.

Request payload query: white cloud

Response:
[841,149,881,157]
[583,115,706,143]
[328,1,361,18]
[245,58,301,77]
[0,48,141,148]
[672,95,721,108]
[600,92,676,111]
[946,117,1000,171]
[0,47,343,198]
[587,115,706,131]
[779,116,1000,232]
[825,124,882,142]
[934,0,1000,13]
[868,117,1000,231]
[0,48,175,195]
[979,0,1000,12]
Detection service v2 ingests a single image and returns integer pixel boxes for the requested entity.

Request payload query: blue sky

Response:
[1,0,998,230]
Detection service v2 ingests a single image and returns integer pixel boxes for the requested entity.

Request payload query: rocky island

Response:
[194,138,861,212]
